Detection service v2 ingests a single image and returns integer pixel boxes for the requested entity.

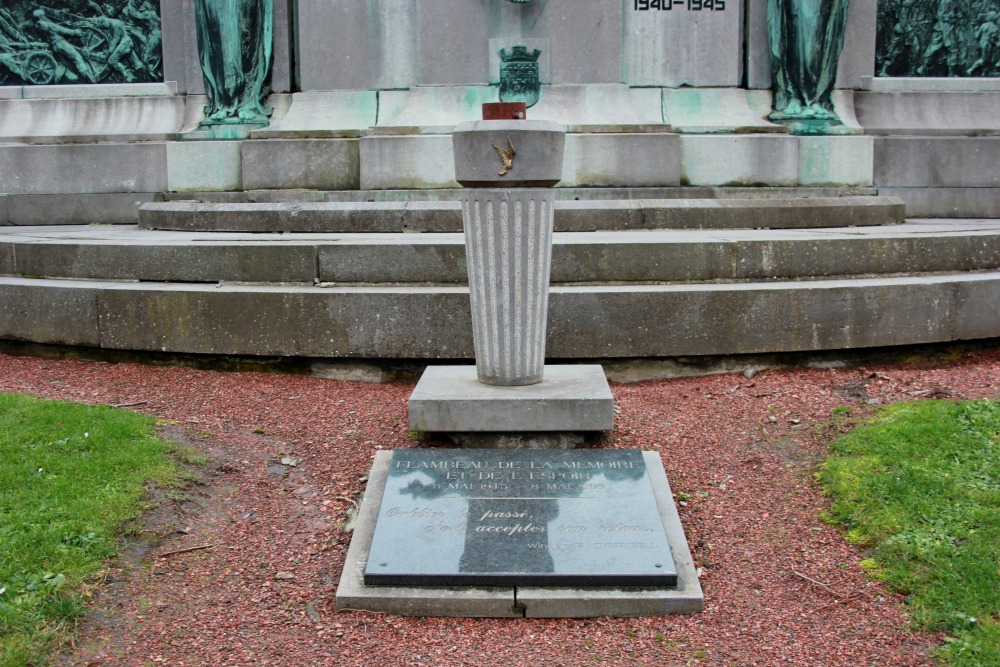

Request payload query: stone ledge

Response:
[1,272,998,358]
[408,365,614,433]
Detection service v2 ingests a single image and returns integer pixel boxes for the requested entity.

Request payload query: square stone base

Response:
[408,365,614,433]
[335,451,704,617]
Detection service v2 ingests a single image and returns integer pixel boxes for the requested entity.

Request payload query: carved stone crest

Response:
[498,45,541,109]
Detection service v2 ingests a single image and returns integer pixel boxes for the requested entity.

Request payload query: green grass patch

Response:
[0,393,188,667]
[818,399,1000,667]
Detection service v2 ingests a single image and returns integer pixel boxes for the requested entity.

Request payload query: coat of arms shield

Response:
[498,45,542,108]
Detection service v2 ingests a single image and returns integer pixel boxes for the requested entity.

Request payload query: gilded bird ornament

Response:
[492,138,516,176]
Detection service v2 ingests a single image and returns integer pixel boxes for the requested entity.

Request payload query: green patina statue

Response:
[0,1,163,86]
[877,0,1000,77]
[767,0,851,127]
[193,0,273,127]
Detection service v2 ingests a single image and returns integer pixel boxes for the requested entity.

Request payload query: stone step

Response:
[2,271,997,360]
[138,196,904,233]
[3,221,998,285]
[162,186,879,203]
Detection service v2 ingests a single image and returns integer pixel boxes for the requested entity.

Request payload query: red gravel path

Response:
[3,349,999,667]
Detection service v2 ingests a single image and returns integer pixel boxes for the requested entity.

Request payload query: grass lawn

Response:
[0,393,187,667]
[819,399,1000,667]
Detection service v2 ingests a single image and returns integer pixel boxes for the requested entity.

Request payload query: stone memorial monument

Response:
[335,105,703,617]
[407,104,614,446]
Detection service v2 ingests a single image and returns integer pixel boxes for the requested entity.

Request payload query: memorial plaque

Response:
[364,449,678,587]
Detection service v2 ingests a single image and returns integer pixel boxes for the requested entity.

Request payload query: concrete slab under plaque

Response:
[335,450,703,617]
[408,365,613,433]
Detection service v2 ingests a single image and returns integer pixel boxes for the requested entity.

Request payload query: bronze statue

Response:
[193,0,273,126]
[767,0,851,124]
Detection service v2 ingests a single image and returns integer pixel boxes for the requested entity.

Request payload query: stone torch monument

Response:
[408,104,614,447]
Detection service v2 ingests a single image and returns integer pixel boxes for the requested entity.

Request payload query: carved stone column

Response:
[452,118,565,386]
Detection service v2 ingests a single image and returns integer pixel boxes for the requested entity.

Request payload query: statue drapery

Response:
[194,0,273,126]
[767,0,851,122]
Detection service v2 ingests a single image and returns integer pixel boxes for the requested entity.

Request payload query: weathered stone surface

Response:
[544,276,995,358]
[875,138,1000,188]
[6,194,158,226]
[0,241,12,273]
[18,83,177,100]
[680,136,798,186]
[453,121,565,188]
[0,96,184,141]
[0,280,99,346]
[662,89,785,134]
[250,92,378,139]
[364,132,685,190]
[360,135,458,190]
[241,139,360,190]
[953,278,1000,340]
[461,189,557,385]
[879,188,1000,219]
[445,433,585,449]
[414,0,494,85]
[855,92,1000,136]
[563,133,681,188]
[859,78,1000,93]
[623,0,742,87]
[10,241,316,284]
[159,0,190,94]
[364,449,674,587]
[167,141,242,193]
[408,365,613,432]
[1,271,999,359]
[798,136,874,187]
[13,218,1000,287]
[520,0,621,84]
[139,196,903,233]
[318,241,466,284]
[96,284,473,357]
[0,144,167,195]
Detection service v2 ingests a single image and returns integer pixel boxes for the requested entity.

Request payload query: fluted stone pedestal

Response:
[407,115,614,447]
[462,188,553,386]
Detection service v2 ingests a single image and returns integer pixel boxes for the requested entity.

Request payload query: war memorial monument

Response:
[1,0,1000,616]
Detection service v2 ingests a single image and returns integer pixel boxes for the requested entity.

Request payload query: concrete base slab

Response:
[879,188,1000,218]
[3,193,159,225]
[444,432,585,449]
[250,91,377,139]
[335,451,703,617]
[408,365,614,433]
[663,88,785,134]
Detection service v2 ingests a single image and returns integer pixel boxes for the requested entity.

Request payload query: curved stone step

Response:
[3,222,999,285]
[138,196,904,233]
[1,271,998,360]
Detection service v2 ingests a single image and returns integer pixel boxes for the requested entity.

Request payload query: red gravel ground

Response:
[3,348,999,667]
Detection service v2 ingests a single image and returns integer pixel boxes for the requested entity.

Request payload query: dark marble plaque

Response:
[364,449,678,587]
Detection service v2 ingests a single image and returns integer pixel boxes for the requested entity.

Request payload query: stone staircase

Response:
[2,191,998,363]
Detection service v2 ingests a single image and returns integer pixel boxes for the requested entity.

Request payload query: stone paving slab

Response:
[336,451,703,617]
[408,365,614,433]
